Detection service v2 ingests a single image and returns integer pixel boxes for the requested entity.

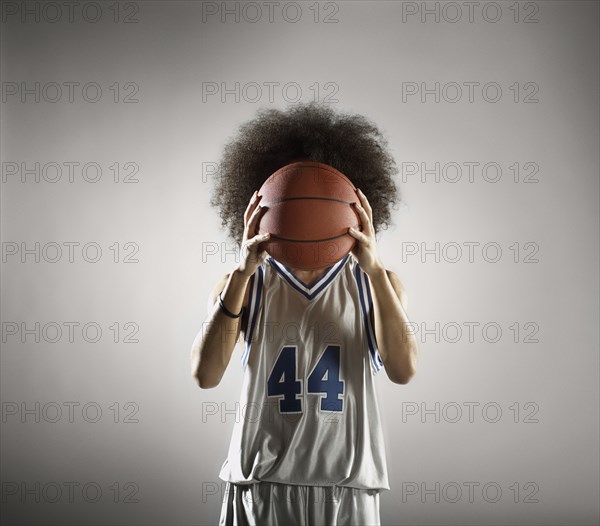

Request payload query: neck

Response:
[286,266,329,287]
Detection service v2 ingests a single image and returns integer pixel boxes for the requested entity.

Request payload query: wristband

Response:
[218,291,243,319]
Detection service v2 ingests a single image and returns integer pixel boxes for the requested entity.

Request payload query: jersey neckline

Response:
[267,254,351,301]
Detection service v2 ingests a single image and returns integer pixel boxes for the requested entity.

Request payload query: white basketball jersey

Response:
[218,253,390,491]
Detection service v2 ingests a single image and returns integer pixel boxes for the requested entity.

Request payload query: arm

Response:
[368,268,418,384]
[191,190,270,389]
[190,270,250,389]
[348,187,418,385]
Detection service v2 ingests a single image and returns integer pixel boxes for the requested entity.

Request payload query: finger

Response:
[356,189,373,220]
[244,193,260,226]
[246,204,267,237]
[246,232,271,259]
[248,232,270,247]
[244,191,261,223]
[353,203,373,234]
[244,190,258,215]
[348,226,369,244]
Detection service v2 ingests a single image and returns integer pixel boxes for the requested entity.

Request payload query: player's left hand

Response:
[348,188,385,276]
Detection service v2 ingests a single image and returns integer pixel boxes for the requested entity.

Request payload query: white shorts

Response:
[219,481,381,526]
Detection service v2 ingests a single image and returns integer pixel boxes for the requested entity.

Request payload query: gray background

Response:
[1,1,598,524]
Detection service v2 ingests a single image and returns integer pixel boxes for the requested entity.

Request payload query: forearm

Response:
[191,269,250,388]
[367,268,418,384]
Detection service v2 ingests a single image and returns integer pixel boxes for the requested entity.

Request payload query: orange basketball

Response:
[256,161,361,270]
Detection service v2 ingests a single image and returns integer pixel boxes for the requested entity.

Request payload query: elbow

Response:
[385,356,417,385]
[192,368,221,389]
[386,366,416,385]
[391,369,416,385]
[191,343,221,389]
[388,345,418,384]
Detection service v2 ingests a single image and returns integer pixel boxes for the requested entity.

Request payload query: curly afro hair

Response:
[210,102,400,247]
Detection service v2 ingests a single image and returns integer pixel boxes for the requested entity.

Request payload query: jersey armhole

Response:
[354,263,384,374]
[240,266,264,368]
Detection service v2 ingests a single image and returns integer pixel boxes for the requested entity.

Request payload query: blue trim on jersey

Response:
[241,266,263,367]
[364,272,384,369]
[354,264,384,373]
[240,272,255,365]
[267,254,350,301]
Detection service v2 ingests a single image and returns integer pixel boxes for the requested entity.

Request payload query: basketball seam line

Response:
[261,196,354,206]
[272,162,355,188]
[267,232,355,243]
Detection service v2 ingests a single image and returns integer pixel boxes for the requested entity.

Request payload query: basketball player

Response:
[191,103,418,526]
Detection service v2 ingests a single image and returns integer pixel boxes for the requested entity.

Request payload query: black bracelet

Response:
[218,291,243,319]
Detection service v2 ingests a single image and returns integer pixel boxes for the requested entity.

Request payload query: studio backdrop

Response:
[1,1,598,525]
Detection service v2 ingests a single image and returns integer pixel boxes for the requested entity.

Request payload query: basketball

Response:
[256,161,361,270]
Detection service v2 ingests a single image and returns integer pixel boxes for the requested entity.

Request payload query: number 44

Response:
[267,345,344,413]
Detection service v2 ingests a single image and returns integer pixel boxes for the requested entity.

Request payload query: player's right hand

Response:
[236,190,270,278]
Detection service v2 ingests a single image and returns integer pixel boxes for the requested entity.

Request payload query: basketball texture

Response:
[256,162,361,270]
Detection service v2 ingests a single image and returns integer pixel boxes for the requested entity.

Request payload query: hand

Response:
[236,190,271,278]
[348,188,385,276]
